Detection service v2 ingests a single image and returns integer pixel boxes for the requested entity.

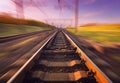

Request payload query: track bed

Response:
[23,31,97,83]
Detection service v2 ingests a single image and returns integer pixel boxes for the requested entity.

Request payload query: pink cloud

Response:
[84,0,96,4]
[79,10,105,19]
[87,0,96,3]
[0,0,15,13]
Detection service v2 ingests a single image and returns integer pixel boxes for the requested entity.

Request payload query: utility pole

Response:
[75,0,79,31]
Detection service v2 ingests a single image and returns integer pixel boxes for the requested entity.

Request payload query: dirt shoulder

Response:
[0,30,55,77]
[76,35,120,63]
[70,34,120,82]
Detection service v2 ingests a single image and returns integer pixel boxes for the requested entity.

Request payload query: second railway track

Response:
[6,30,112,83]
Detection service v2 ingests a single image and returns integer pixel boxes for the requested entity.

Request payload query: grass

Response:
[78,24,120,31]
[0,23,53,57]
[0,36,39,57]
[66,24,120,43]
[0,51,7,57]
[0,23,52,37]
[10,37,38,48]
[112,55,120,62]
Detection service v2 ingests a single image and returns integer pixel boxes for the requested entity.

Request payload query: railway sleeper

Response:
[32,64,89,73]
[39,55,81,62]
[24,70,97,83]
[22,31,98,83]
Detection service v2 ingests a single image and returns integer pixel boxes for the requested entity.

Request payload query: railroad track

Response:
[3,30,112,83]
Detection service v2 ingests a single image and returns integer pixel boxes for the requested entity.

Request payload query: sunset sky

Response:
[0,0,120,27]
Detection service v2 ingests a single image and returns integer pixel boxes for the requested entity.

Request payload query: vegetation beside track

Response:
[0,13,55,37]
[0,23,53,37]
[66,24,120,62]
[66,24,120,43]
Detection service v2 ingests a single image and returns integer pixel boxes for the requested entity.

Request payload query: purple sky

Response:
[0,0,120,27]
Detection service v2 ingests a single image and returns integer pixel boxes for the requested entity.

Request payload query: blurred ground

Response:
[66,24,120,62]
[0,23,53,37]
[66,24,120,82]
[0,30,54,77]
[76,35,120,63]
[66,24,120,43]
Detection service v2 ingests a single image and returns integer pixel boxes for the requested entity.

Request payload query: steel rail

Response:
[63,31,113,83]
[7,31,57,83]
[7,30,113,83]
